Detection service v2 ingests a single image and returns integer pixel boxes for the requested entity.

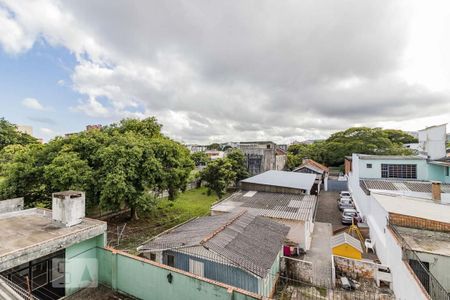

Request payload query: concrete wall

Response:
[65,234,106,296]
[281,256,313,283]
[348,173,430,300]
[356,157,428,180]
[276,219,309,250]
[0,198,23,214]
[418,124,447,160]
[413,251,450,293]
[240,182,304,194]
[97,248,261,300]
[333,255,376,280]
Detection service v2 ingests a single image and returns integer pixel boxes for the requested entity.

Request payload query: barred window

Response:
[381,164,417,179]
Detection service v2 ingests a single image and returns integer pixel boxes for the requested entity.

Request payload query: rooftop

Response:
[361,179,450,195]
[0,208,106,271]
[139,211,289,277]
[241,170,316,191]
[395,226,450,257]
[355,154,426,160]
[211,191,317,221]
[372,192,450,224]
[331,233,363,253]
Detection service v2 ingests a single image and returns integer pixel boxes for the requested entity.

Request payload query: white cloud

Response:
[22,97,46,111]
[1,0,450,143]
[40,127,54,134]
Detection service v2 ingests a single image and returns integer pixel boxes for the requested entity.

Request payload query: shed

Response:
[331,233,363,260]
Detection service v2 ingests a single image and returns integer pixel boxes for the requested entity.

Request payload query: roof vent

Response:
[52,191,85,227]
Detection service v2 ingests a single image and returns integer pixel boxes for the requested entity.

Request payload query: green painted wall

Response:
[96,248,260,300]
[259,249,281,297]
[428,164,450,183]
[65,234,105,296]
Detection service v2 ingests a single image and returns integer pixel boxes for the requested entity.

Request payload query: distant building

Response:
[16,125,33,136]
[238,141,286,175]
[86,124,103,131]
[204,150,225,160]
[186,144,208,153]
[293,158,329,192]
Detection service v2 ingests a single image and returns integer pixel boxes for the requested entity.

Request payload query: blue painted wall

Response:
[163,250,259,294]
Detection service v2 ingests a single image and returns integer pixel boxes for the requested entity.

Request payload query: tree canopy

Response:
[0,117,194,219]
[287,127,416,169]
[0,118,37,151]
[200,149,248,197]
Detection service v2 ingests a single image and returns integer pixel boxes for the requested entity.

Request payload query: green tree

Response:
[0,118,37,150]
[383,129,418,144]
[0,117,194,219]
[226,149,249,185]
[150,137,194,200]
[43,150,93,194]
[207,143,221,150]
[191,151,209,166]
[201,158,236,198]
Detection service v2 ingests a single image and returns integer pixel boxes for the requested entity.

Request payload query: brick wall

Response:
[389,213,450,232]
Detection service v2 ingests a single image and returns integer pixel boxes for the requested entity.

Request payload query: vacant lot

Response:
[106,187,223,252]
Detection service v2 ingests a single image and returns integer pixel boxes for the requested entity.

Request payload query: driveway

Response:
[315,191,346,232]
[304,222,333,287]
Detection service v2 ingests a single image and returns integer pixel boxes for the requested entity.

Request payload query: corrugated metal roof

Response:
[241,170,316,191]
[212,191,317,221]
[140,211,289,277]
[361,179,450,194]
[331,233,363,253]
[356,154,426,160]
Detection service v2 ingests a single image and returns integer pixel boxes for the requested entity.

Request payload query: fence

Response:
[0,274,39,300]
[275,275,394,300]
[389,223,450,300]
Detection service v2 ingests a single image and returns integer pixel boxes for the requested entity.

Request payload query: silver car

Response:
[341,208,358,225]
[338,198,354,211]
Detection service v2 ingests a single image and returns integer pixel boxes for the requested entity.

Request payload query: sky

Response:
[0,0,449,144]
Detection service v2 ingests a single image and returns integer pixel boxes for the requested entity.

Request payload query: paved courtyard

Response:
[315,191,346,232]
[304,222,333,287]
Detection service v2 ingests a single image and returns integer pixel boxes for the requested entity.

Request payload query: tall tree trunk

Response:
[130,207,139,220]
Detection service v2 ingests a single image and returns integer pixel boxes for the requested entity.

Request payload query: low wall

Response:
[333,255,376,280]
[281,256,313,283]
[0,197,24,214]
[97,248,261,300]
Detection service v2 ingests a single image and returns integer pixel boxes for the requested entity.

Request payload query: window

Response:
[189,259,204,277]
[149,253,156,261]
[446,167,449,177]
[166,254,175,267]
[366,163,372,168]
[381,164,417,179]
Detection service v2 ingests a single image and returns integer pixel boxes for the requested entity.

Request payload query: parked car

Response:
[338,198,354,211]
[340,191,351,198]
[341,208,358,225]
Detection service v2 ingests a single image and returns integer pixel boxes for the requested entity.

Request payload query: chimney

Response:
[52,191,85,227]
[431,181,441,202]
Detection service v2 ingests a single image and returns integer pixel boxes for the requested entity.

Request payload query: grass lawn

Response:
[107,187,227,253]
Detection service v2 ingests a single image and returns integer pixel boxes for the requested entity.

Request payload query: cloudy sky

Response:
[0,0,449,143]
